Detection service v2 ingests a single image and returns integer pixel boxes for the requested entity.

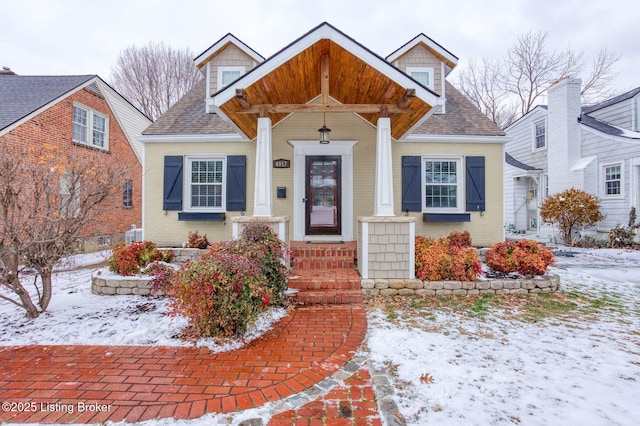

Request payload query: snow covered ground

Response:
[1,248,639,425]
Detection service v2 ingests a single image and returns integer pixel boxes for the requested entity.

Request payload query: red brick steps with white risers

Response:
[287,242,363,305]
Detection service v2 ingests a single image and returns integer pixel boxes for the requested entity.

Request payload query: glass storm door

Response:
[305,156,341,235]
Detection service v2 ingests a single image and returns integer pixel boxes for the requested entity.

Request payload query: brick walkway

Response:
[270,366,382,426]
[0,305,367,424]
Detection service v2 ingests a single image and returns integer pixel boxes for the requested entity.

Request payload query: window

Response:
[544,174,549,199]
[186,157,225,210]
[123,179,133,208]
[533,119,546,150]
[406,67,434,90]
[217,66,245,90]
[423,157,462,211]
[59,172,80,217]
[73,104,108,149]
[635,96,640,131]
[604,164,622,197]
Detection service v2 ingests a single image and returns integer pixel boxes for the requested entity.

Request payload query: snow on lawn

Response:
[0,252,286,351]
[2,248,640,425]
[367,248,640,426]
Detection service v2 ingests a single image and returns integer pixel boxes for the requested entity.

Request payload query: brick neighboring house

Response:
[0,70,151,251]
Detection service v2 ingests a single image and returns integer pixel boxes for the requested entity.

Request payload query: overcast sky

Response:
[1,0,639,96]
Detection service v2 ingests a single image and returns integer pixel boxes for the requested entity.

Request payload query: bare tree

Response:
[458,57,518,129]
[0,145,130,318]
[457,30,620,128]
[110,42,202,120]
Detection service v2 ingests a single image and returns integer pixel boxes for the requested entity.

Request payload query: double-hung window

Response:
[406,67,434,90]
[187,157,225,211]
[533,119,546,150]
[603,163,622,197]
[73,104,108,149]
[217,66,245,90]
[423,157,462,211]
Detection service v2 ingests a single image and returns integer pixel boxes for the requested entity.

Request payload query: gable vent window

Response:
[406,67,434,90]
[218,66,245,90]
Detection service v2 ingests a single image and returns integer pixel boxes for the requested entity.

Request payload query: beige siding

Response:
[143,141,255,246]
[207,45,257,95]
[144,114,504,247]
[394,142,504,247]
[272,111,377,238]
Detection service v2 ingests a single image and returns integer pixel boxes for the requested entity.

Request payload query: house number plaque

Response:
[273,159,290,168]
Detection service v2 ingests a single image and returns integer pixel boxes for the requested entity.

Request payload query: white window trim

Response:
[217,66,245,91]
[634,95,640,132]
[406,67,435,90]
[421,155,464,213]
[72,103,109,150]
[184,155,227,212]
[532,118,547,151]
[601,161,624,200]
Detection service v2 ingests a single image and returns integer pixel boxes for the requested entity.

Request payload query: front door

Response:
[305,156,341,235]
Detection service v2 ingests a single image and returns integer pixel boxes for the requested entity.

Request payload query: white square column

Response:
[254,117,273,216]
[374,116,395,216]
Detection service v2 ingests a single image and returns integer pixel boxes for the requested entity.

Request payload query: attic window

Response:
[407,67,434,90]
[218,66,245,90]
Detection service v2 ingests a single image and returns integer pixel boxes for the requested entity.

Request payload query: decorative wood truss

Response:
[216,39,436,140]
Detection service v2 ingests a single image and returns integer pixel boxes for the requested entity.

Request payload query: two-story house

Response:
[0,71,150,251]
[504,77,640,241]
[140,22,506,280]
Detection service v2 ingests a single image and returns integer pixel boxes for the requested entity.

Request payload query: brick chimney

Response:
[547,77,582,194]
[1,66,16,75]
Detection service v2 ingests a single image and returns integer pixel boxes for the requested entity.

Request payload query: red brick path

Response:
[270,367,382,426]
[0,305,366,424]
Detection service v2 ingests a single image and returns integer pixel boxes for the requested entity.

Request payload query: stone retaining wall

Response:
[92,271,158,296]
[361,275,560,297]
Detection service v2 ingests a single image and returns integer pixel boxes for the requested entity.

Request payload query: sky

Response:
[1,0,639,96]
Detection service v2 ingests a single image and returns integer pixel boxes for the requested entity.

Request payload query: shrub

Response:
[108,241,174,276]
[540,188,604,245]
[205,223,288,305]
[185,230,210,249]
[146,261,177,296]
[485,239,555,277]
[415,231,481,281]
[165,251,271,338]
[607,207,640,248]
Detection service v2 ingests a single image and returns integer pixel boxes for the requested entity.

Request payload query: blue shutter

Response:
[466,156,485,212]
[226,155,246,211]
[402,156,422,212]
[163,156,183,210]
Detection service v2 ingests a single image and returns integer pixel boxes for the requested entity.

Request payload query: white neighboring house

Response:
[504,77,640,241]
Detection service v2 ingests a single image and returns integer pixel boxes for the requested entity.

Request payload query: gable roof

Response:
[582,86,640,114]
[386,33,458,71]
[210,22,442,140]
[0,75,95,131]
[503,105,548,132]
[0,74,151,162]
[194,33,265,69]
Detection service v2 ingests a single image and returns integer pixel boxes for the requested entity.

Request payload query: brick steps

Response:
[287,242,361,305]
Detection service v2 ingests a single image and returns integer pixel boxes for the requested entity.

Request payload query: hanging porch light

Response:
[318,113,331,144]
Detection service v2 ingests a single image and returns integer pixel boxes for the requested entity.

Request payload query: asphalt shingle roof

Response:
[0,75,95,131]
[144,79,505,138]
[143,79,234,135]
[505,152,540,171]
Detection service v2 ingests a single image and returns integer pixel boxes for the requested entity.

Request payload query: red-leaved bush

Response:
[184,230,210,249]
[485,239,555,277]
[164,223,288,338]
[108,241,174,276]
[415,231,481,281]
[166,251,269,338]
